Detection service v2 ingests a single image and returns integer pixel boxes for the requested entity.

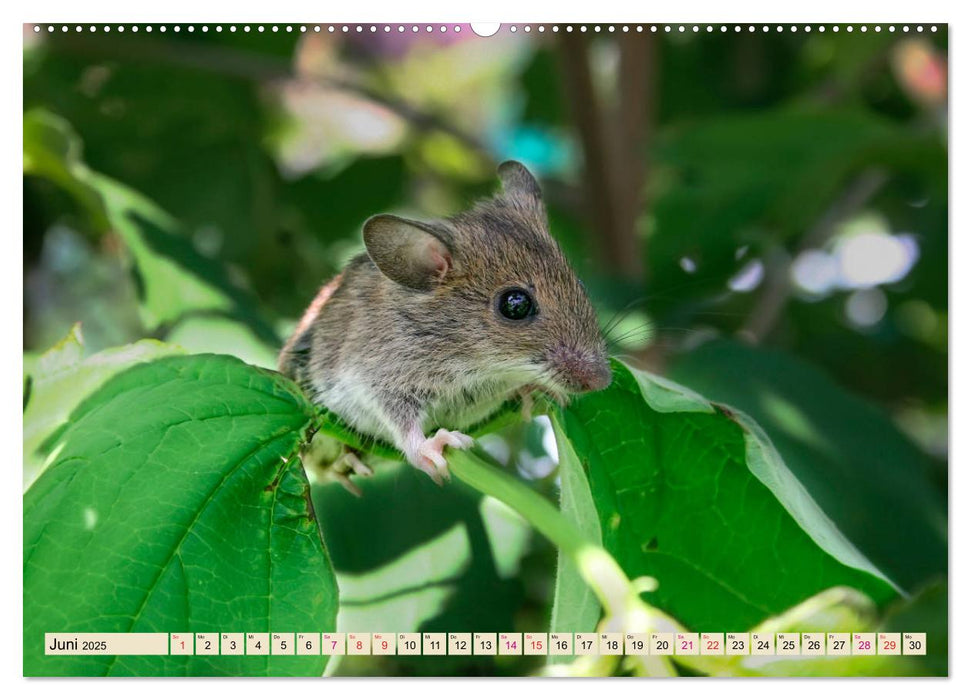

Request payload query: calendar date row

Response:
[46,632,926,657]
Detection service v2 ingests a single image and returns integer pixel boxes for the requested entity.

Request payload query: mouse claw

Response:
[335,471,363,497]
[411,429,473,485]
[324,448,373,495]
[415,459,444,486]
[436,428,474,450]
[343,451,374,477]
[419,444,448,470]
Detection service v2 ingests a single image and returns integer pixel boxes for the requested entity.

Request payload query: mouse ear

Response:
[363,214,454,291]
[497,160,546,218]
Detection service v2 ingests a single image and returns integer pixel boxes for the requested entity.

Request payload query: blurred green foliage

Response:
[23,25,947,677]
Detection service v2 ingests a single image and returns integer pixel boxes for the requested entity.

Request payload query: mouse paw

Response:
[337,450,374,478]
[412,429,474,485]
[309,447,371,497]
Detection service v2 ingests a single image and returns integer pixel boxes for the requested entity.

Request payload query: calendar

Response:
[22,14,949,681]
[45,631,927,657]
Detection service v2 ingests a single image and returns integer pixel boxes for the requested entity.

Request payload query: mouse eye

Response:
[497,287,536,321]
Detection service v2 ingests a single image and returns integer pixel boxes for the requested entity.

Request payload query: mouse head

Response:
[363,161,611,398]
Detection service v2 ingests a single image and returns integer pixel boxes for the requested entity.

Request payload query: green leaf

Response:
[24,43,282,262]
[682,582,946,677]
[23,322,85,388]
[23,325,183,489]
[24,354,337,676]
[23,109,277,341]
[22,108,107,229]
[165,315,280,370]
[667,340,946,592]
[549,412,602,640]
[561,360,897,633]
[94,177,238,330]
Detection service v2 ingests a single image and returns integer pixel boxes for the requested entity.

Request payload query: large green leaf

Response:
[561,360,897,633]
[23,354,337,676]
[667,339,946,592]
[23,325,183,489]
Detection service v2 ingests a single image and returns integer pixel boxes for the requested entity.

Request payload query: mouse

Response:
[279,161,611,490]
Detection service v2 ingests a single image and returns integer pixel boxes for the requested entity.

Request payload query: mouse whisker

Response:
[605,320,656,346]
[600,296,655,338]
[608,331,655,345]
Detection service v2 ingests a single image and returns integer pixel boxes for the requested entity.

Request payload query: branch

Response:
[614,33,657,276]
[556,34,630,277]
[557,33,656,283]
[447,447,676,677]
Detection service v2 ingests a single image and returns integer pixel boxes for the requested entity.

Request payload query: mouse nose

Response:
[550,347,612,393]
[578,359,613,392]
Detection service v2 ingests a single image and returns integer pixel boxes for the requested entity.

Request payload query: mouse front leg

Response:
[378,391,473,485]
[379,392,474,486]
[402,425,474,485]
